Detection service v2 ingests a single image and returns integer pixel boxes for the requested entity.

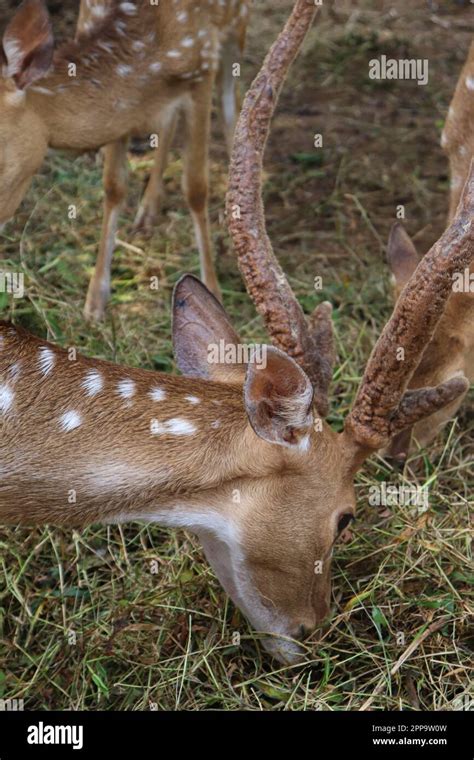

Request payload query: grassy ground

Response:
[0,0,472,710]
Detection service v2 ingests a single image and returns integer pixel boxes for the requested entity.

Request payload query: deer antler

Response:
[226,0,335,417]
[346,164,474,450]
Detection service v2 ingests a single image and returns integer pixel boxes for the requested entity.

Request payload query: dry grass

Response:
[0,0,472,711]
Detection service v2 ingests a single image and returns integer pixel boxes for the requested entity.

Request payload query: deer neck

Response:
[0,326,286,526]
[88,420,274,529]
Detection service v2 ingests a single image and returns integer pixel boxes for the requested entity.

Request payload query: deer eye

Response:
[337,513,354,534]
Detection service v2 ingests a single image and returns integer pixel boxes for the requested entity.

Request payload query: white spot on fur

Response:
[465,75,474,91]
[117,64,133,77]
[97,40,114,54]
[185,395,200,405]
[117,379,136,399]
[166,418,196,435]
[91,5,108,18]
[149,62,162,73]
[150,418,197,436]
[181,37,195,48]
[120,2,136,14]
[8,362,21,381]
[82,369,104,397]
[176,11,188,22]
[38,347,55,376]
[60,410,82,431]
[149,386,166,402]
[211,420,221,429]
[166,50,181,59]
[0,384,14,413]
[4,90,25,106]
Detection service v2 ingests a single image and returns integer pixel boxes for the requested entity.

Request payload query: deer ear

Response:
[244,347,314,449]
[2,0,54,90]
[172,275,246,383]
[387,223,420,289]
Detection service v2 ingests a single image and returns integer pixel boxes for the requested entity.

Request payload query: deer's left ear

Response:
[2,0,54,90]
[172,275,246,383]
[387,223,420,290]
[244,347,314,449]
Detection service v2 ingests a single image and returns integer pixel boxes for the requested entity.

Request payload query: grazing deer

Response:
[0,0,249,319]
[386,41,474,460]
[1,0,473,664]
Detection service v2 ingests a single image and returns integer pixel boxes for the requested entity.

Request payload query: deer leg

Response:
[84,137,129,322]
[182,79,221,301]
[133,111,178,234]
[218,36,241,156]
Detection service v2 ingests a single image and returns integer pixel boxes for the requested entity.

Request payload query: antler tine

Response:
[226,0,334,416]
[346,162,474,450]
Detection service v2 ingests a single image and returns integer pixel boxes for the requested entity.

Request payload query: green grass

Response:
[0,0,472,711]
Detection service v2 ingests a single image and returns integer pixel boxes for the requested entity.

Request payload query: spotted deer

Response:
[1,1,473,663]
[0,0,249,319]
[386,41,474,460]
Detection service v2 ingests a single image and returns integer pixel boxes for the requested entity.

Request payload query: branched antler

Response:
[346,164,474,450]
[226,0,335,416]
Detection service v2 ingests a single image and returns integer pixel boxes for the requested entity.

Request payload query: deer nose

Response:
[296,622,315,640]
[298,624,310,639]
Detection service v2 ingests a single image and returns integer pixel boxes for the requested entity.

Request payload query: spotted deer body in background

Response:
[1,1,473,663]
[0,0,250,318]
[387,40,474,459]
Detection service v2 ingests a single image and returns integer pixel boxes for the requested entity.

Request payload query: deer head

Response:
[170,273,355,662]
[219,0,473,656]
[386,223,473,460]
[385,39,474,459]
[0,0,54,225]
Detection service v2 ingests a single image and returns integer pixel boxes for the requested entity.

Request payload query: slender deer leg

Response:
[182,78,221,301]
[133,111,179,233]
[218,36,241,156]
[84,137,129,321]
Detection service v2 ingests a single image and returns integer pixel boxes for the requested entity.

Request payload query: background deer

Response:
[0,0,249,319]
[386,40,474,460]
[1,0,472,664]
